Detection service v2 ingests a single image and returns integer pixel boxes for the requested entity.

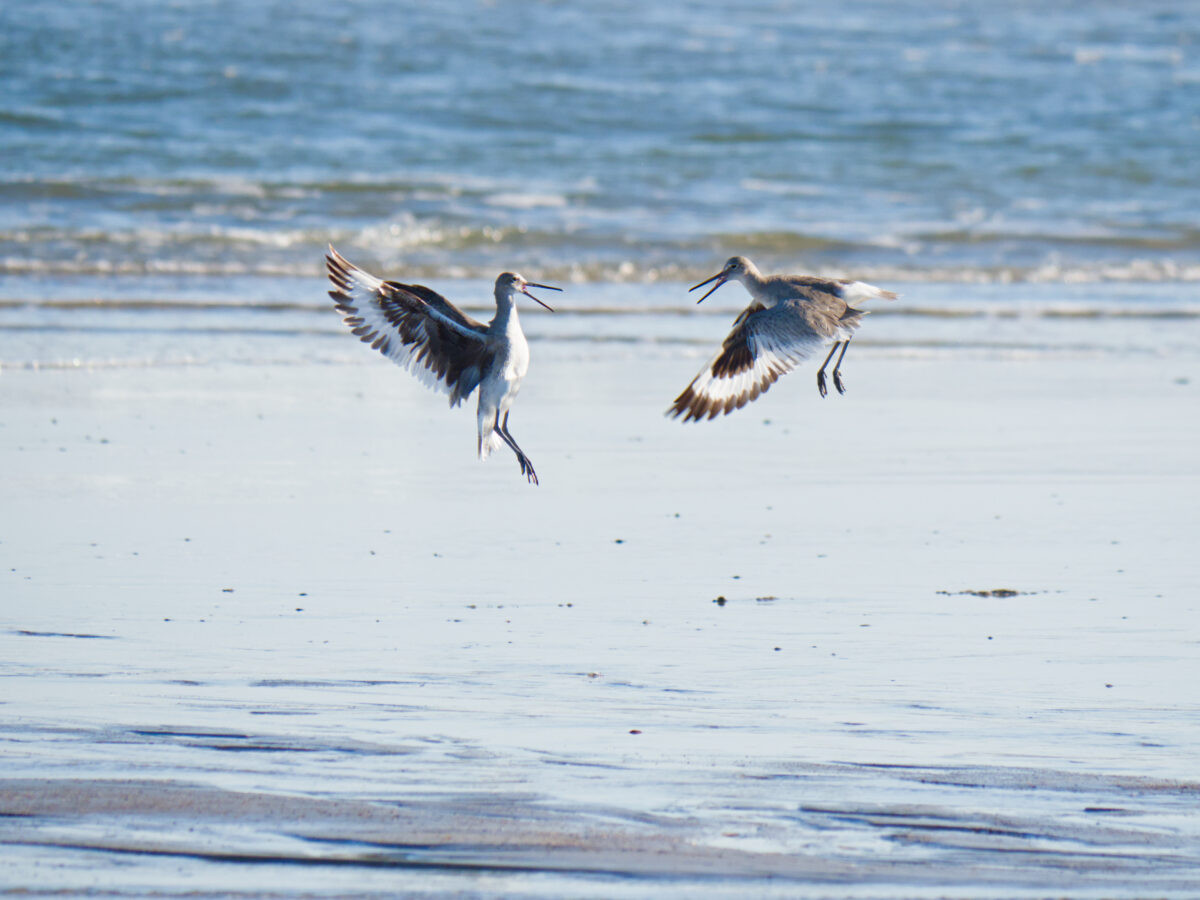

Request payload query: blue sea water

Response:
[1,1,1198,368]
[1,0,1197,288]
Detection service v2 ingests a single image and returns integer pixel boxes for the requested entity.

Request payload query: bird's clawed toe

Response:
[833,372,847,395]
[817,370,829,398]
[517,455,538,485]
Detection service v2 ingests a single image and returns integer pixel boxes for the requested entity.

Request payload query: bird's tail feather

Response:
[841,281,898,303]
[478,428,505,461]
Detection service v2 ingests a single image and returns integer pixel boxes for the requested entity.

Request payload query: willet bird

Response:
[325,246,560,484]
[667,256,897,422]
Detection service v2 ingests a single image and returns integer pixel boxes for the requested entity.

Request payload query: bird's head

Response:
[689,256,754,304]
[497,272,560,311]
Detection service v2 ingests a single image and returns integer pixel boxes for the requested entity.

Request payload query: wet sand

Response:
[3,771,1199,895]
[2,342,1199,896]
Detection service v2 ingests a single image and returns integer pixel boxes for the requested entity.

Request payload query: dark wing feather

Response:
[326,247,491,407]
[666,300,849,422]
[383,281,487,333]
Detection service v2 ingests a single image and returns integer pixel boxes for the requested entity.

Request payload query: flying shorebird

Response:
[666,256,897,422]
[325,246,560,484]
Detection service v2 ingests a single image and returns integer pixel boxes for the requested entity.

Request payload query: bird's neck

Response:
[738,270,770,301]
[491,291,519,329]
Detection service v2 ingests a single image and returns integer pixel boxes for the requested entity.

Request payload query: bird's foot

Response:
[833,371,847,395]
[518,456,539,485]
[817,370,829,398]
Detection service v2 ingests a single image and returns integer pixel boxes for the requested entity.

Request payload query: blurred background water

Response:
[1,1,1198,369]
[1,0,1197,289]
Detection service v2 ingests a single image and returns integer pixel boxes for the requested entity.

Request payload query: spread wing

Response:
[326,246,491,407]
[666,301,835,422]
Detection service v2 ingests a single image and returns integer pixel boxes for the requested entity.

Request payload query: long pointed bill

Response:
[689,271,728,304]
[522,282,561,312]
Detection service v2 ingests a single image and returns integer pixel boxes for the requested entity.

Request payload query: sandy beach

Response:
[3,314,1199,895]
[5,1,1199,893]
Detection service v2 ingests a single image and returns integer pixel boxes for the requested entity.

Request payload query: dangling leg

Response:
[491,411,524,470]
[831,340,851,395]
[499,415,537,487]
[495,412,538,485]
[500,412,538,485]
[816,341,841,398]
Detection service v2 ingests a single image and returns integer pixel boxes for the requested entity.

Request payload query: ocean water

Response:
[1,0,1198,290]
[2,0,1199,370]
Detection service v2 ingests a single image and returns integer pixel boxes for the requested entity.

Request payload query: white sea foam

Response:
[484,192,569,209]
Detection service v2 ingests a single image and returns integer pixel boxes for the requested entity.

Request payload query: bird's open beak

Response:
[689,271,728,304]
[523,282,561,312]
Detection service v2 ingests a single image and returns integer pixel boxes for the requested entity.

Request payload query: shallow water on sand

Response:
[2,278,1199,373]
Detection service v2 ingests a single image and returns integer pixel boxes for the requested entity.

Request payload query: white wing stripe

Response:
[668,314,825,420]
[328,249,487,405]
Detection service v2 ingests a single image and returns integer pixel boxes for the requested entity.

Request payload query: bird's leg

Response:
[816,341,841,398]
[831,340,851,395]
[500,431,535,484]
[492,412,524,468]
[498,411,538,485]
[504,423,538,485]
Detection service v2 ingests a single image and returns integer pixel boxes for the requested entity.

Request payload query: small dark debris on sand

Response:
[713,596,727,606]
[938,588,1028,598]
